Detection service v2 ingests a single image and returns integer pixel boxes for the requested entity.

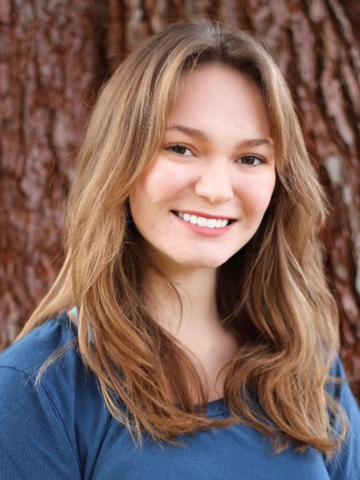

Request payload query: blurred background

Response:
[0,0,359,399]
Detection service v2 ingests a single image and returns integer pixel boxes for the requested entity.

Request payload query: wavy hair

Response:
[18,20,347,455]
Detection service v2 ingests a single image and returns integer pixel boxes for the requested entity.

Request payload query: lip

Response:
[172,211,235,236]
[171,210,236,220]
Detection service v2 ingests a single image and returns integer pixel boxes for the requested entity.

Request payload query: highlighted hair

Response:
[18,20,347,455]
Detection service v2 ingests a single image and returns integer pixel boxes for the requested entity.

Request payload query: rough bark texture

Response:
[0,0,106,346]
[1,0,359,396]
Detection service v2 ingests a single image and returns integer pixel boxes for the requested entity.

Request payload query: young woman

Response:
[1,21,359,479]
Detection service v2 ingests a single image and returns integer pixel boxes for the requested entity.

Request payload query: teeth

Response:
[175,212,230,228]
[206,219,216,228]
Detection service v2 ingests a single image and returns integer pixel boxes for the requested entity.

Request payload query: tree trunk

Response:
[0,0,106,347]
[1,0,359,395]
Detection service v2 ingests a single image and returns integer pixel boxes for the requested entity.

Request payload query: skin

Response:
[129,63,276,400]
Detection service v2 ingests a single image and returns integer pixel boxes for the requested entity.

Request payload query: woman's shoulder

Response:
[323,355,360,478]
[0,310,101,414]
[0,311,79,376]
[0,311,107,431]
[326,355,359,409]
[0,310,104,407]
[0,311,111,478]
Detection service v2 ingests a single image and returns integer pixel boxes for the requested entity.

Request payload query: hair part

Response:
[18,19,347,455]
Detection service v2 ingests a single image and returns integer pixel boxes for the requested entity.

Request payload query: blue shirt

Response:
[0,311,359,479]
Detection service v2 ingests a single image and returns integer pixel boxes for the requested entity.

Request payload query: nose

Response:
[194,159,234,204]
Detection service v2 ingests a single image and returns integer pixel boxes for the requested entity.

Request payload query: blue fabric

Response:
[0,312,359,479]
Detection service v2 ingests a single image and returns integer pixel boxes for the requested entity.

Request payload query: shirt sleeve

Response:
[0,365,82,480]
[324,357,360,480]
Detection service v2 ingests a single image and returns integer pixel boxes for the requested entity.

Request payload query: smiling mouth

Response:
[172,211,235,229]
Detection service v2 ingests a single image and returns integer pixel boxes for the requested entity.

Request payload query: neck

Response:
[144,265,239,403]
[144,266,220,336]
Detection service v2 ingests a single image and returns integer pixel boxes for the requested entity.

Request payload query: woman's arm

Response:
[0,366,82,480]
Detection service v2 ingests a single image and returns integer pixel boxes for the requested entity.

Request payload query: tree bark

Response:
[1,0,359,396]
[0,0,106,347]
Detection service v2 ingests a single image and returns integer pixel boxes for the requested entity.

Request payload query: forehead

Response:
[167,63,272,143]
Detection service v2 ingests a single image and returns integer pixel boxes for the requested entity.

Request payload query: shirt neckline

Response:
[205,397,228,416]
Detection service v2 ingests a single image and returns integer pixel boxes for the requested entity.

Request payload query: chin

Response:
[173,253,233,270]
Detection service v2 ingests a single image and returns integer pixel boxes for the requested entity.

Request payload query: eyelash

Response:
[236,155,266,167]
[165,143,194,158]
[165,143,266,166]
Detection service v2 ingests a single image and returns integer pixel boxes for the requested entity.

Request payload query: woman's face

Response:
[129,63,276,272]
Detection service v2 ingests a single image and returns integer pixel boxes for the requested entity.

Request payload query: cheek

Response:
[240,174,276,216]
[129,163,190,232]
[136,162,193,206]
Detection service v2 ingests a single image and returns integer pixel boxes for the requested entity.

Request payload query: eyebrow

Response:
[167,124,273,149]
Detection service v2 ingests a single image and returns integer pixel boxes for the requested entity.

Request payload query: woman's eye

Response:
[166,144,193,156]
[238,155,265,166]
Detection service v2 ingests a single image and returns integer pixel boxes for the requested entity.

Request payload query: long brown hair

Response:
[18,20,347,455]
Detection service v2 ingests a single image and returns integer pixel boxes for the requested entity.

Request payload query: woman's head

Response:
[68,20,326,295]
[129,62,276,272]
